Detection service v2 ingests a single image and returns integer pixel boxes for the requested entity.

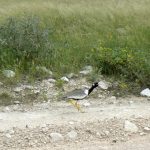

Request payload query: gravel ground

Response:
[0,96,150,150]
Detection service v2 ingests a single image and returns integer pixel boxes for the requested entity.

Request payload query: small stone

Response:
[0,82,3,86]
[61,77,69,82]
[67,130,78,140]
[8,129,15,134]
[140,88,150,97]
[140,132,146,136]
[83,102,91,107]
[13,87,23,92]
[5,133,11,138]
[33,89,40,94]
[79,70,91,75]
[98,81,111,90]
[144,127,150,132]
[24,85,34,90]
[48,78,56,83]
[110,96,116,101]
[50,133,64,142]
[69,121,74,125]
[14,101,20,104]
[124,120,138,133]
[3,106,10,112]
[104,130,110,136]
[3,70,15,78]
[129,101,134,104]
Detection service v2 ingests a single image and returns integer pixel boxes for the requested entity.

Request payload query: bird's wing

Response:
[66,89,87,100]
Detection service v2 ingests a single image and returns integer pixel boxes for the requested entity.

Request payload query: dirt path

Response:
[0,97,150,149]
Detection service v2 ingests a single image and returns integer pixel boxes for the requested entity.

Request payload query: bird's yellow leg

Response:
[68,99,77,108]
[75,102,85,113]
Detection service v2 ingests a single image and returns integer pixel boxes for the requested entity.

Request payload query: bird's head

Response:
[92,82,99,88]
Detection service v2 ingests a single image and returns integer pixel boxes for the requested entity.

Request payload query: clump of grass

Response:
[0,92,13,106]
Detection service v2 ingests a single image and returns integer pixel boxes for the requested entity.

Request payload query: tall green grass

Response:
[0,0,150,85]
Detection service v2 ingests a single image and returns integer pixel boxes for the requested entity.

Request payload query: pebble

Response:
[61,76,69,82]
[50,133,64,142]
[5,133,11,138]
[3,106,10,112]
[14,101,20,104]
[124,120,138,133]
[67,130,78,140]
[144,127,150,132]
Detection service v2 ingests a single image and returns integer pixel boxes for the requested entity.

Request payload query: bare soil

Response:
[0,96,150,150]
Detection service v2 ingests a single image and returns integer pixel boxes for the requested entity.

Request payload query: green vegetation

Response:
[0,0,150,86]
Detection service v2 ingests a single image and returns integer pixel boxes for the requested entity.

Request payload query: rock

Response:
[61,76,69,82]
[67,73,78,79]
[3,106,10,112]
[79,100,91,107]
[104,130,110,136]
[79,65,93,75]
[36,66,52,75]
[47,78,56,83]
[5,133,11,138]
[14,101,20,104]
[67,130,78,140]
[124,120,138,133]
[41,80,54,88]
[110,96,117,101]
[3,70,15,78]
[50,133,64,142]
[33,89,40,94]
[79,70,91,75]
[140,132,146,136]
[140,88,150,97]
[13,87,23,92]
[69,121,74,125]
[0,82,3,86]
[129,101,134,105]
[98,81,111,90]
[24,85,34,90]
[8,129,15,135]
[144,127,150,132]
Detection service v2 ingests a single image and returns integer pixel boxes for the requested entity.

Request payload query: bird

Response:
[64,82,99,112]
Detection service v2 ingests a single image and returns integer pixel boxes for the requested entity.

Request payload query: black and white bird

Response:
[65,82,99,112]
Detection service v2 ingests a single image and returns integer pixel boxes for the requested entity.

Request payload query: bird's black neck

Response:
[88,85,97,95]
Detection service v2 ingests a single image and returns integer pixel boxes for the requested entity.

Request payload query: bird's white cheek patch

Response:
[84,89,89,95]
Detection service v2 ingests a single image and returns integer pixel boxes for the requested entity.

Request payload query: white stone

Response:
[0,82,3,86]
[144,127,150,132]
[69,121,74,125]
[13,87,23,92]
[50,133,64,142]
[67,130,78,140]
[3,70,15,78]
[14,101,20,104]
[83,102,91,107]
[104,130,110,136]
[124,120,138,133]
[140,88,150,97]
[5,133,11,138]
[8,129,15,134]
[3,106,10,112]
[110,96,116,101]
[61,76,69,82]
[98,81,111,90]
[47,78,56,83]
[79,70,91,75]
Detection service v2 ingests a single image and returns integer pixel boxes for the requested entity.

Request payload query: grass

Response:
[0,0,150,86]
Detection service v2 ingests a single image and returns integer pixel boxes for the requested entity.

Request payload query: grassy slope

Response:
[0,0,150,84]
